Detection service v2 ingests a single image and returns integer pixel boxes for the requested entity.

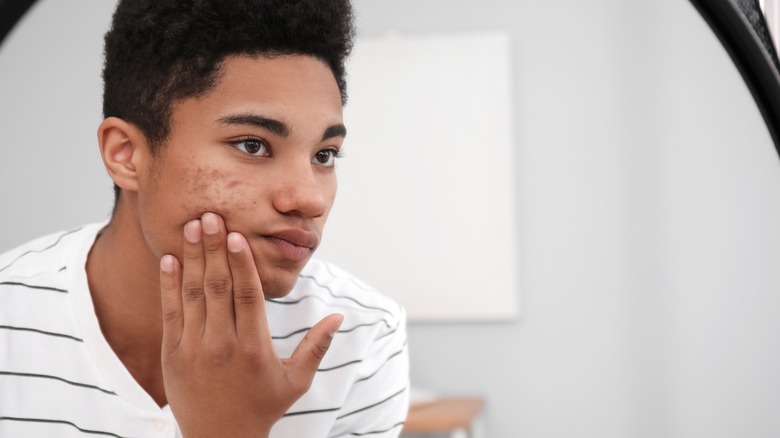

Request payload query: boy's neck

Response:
[85,205,168,407]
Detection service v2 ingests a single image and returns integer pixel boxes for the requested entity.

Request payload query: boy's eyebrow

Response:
[217,113,290,137]
[322,124,347,141]
[217,113,346,141]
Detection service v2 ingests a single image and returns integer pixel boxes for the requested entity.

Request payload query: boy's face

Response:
[135,55,345,298]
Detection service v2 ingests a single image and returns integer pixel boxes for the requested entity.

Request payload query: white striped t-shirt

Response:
[0,223,409,438]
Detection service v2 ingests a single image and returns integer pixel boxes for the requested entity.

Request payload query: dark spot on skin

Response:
[181,165,252,220]
[226,180,243,189]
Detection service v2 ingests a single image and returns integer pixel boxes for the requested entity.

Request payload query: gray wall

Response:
[3,1,780,437]
[355,1,780,437]
[0,0,116,244]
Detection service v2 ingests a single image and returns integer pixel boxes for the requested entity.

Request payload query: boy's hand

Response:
[159,212,343,438]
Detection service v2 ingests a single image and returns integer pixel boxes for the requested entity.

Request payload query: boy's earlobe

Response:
[97,117,145,193]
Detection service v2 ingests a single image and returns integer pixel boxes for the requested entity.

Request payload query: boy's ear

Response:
[97,117,149,193]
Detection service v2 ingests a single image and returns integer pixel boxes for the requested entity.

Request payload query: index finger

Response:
[159,254,183,353]
[226,232,270,345]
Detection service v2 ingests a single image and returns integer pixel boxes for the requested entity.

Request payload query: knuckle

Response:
[233,284,259,305]
[206,342,235,365]
[183,249,201,262]
[238,343,263,364]
[204,275,232,297]
[183,283,204,302]
[162,308,182,324]
[312,342,330,361]
[161,350,181,370]
[203,238,222,253]
[162,353,176,369]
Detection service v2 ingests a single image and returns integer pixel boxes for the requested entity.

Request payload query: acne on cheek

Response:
[181,166,255,221]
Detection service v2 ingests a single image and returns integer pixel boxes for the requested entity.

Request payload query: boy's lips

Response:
[259,229,319,262]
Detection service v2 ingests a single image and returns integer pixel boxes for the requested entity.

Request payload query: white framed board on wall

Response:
[316,32,519,322]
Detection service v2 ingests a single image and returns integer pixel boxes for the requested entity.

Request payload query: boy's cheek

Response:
[181,166,257,221]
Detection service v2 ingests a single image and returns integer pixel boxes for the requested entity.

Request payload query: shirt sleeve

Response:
[328,307,410,437]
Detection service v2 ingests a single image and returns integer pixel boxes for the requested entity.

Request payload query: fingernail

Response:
[184,220,201,243]
[160,255,176,272]
[202,212,219,235]
[227,232,243,253]
[330,314,344,337]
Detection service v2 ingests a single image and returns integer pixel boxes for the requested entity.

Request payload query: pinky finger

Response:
[160,254,184,353]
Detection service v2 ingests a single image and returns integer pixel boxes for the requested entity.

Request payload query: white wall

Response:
[3,1,780,437]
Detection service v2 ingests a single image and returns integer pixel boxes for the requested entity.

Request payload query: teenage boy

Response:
[0,1,409,437]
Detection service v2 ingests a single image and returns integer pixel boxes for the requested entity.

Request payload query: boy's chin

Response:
[258,270,300,299]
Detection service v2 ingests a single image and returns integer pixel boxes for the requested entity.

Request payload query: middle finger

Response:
[201,212,237,338]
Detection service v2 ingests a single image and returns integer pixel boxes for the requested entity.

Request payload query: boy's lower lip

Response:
[262,236,312,262]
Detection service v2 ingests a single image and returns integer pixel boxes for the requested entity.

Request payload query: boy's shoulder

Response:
[286,258,404,322]
[0,223,103,281]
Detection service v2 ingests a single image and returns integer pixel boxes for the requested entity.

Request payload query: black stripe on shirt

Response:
[258,388,407,421]
[342,320,393,334]
[0,371,116,395]
[0,281,67,293]
[272,319,393,341]
[318,359,362,373]
[268,286,392,318]
[0,325,83,342]
[355,343,408,384]
[282,406,341,417]
[318,335,407,374]
[271,327,310,340]
[0,417,125,437]
[295,274,395,316]
[350,421,405,436]
[373,319,404,342]
[322,263,376,292]
[0,227,83,274]
[336,386,408,420]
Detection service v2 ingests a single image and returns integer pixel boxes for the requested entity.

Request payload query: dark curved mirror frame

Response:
[691,0,780,157]
[0,0,36,44]
[0,0,779,157]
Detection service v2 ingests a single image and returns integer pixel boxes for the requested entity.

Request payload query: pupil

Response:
[317,151,329,163]
[246,140,261,154]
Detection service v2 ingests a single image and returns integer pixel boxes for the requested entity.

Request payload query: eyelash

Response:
[313,149,344,167]
[230,137,343,167]
[232,137,270,156]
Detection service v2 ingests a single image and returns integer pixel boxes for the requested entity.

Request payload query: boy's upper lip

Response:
[262,228,320,249]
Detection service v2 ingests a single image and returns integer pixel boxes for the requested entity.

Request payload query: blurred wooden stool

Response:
[402,397,485,438]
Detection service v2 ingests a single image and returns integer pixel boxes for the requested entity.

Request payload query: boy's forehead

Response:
[206,55,341,102]
[169,54,344,134]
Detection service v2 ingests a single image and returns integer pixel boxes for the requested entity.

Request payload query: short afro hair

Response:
[103,0,354,147]
[102,0,355,202]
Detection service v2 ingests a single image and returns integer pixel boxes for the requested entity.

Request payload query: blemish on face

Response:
[180,165,253,220]
[226,179,243,189]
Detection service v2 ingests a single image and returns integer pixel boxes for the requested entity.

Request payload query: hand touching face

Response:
[159,212,343,437]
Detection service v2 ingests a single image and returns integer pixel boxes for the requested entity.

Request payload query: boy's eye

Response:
[312,149,341,167]
[234,139,269,156]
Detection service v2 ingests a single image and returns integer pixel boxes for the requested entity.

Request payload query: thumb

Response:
[287,313,344,380]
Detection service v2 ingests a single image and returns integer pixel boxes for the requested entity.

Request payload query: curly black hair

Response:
[102,0,355,202]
